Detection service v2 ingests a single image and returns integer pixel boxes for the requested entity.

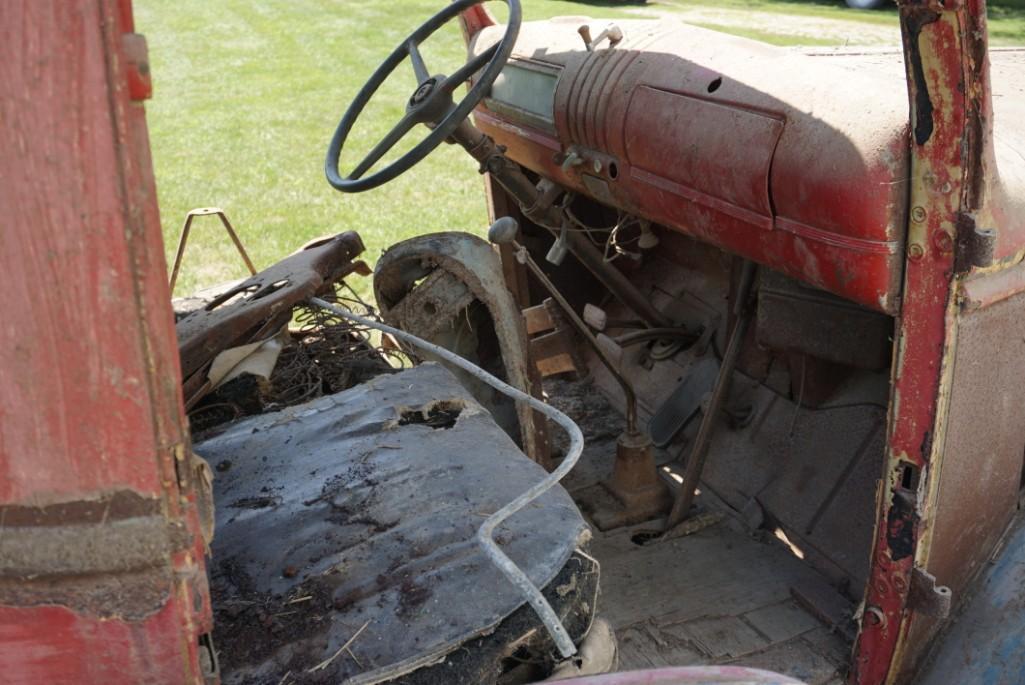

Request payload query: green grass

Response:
[138,0,1025,298]
[666,0,1025,34]
[989,3,1025,44]
[140,0,661,298]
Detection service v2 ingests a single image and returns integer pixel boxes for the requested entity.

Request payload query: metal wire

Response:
[271,285,412,405]
[187,282,412,431]
[308,296,583,659]
[562,203,643,263]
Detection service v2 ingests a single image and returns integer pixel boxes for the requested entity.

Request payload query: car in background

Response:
[844,0,888,9]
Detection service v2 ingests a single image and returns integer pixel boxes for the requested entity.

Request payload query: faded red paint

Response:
[0,599,205,684]
[851,3,989,684]
[465,21,910,315]
[460,3,496,37]
[465,2,1001,684]
[0,1,211,683]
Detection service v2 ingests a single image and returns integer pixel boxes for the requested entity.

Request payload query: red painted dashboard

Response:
[469,19,912,314]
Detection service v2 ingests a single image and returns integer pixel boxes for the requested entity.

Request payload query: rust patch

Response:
[886,489,918,562]
[954,211,996,272]
[175,231,366,408]
[902,7,942,145]
[374,232,551,466]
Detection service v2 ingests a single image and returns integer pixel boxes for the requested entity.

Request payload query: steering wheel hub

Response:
[410,78,438,106]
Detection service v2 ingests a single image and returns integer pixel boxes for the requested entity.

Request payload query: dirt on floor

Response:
[545,376,630,492]
[210,559,340,685]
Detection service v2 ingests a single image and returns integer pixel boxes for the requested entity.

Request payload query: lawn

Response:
[137,0,1025,298]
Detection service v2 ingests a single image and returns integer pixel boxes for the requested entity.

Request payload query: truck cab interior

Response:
[320,0,1025,682]
[6,1,1025,685]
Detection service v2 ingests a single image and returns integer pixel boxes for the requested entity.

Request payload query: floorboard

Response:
[587,513,851,684]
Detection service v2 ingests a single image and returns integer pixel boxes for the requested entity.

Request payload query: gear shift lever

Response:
[489,217,670,529]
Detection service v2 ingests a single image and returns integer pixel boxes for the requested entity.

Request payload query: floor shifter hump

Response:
[648,357,720,447]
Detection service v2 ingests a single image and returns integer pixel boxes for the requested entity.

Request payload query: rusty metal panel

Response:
[374,232,551,466]
[176,232,365,379]
[853,3,994,684]
[198,364,589,682]
[961,255,1025,310]
[895,287,1025,679]
[469,19,909,313]
[926,293,1025,595]
[756,271,892,371]
[0,1,212,683]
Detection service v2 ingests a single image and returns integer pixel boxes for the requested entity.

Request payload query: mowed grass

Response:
[138,0,1025,297]
[140,0,651,297]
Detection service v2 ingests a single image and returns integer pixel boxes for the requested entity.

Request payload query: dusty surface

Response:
[628,2,901,46]
[543,374,853,684]
[209,568,338,684]
[199,364,589,684]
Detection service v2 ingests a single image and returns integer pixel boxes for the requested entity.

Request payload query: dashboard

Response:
[470,19,912,315]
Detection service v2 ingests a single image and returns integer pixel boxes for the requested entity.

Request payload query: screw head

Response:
[912,206,927,223]
[866,606,887,627]
[933,230,954,253]
[908,244,925,261]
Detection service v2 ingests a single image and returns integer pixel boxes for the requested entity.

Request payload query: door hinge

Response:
[908,566,952,618]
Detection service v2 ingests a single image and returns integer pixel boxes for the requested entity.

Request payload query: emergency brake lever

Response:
[665,260,758,533]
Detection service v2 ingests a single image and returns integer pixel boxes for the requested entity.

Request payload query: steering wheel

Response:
[325,0,521,193]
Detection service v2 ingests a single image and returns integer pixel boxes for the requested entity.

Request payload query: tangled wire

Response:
[188,281,415,433]
[271,283,413,404]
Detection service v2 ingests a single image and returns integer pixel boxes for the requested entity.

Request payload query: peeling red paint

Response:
[0,1,212,683]
[851,3,989,684]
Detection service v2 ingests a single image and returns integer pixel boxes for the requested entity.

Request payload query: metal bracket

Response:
[169,208,257,294]
[908,567,952,618]
[692,313,722,357]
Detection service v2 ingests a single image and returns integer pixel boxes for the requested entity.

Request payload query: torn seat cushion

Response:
[196,363,590,684]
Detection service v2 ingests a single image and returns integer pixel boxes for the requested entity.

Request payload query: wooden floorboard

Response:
[592,515,827,629]
[730,639,840,685]
[590,514,851,683]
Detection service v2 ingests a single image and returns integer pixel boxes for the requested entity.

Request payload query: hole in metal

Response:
[398,401,462,429]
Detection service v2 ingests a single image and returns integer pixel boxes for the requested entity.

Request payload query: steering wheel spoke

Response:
[348,113,417,180]
[407,39,431,86]
[440,45,497,94]
[326,0,520,193]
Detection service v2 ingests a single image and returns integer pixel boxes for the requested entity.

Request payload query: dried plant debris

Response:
[189,284,414,435]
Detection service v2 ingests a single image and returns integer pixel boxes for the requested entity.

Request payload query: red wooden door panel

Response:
[0,2,213,683]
